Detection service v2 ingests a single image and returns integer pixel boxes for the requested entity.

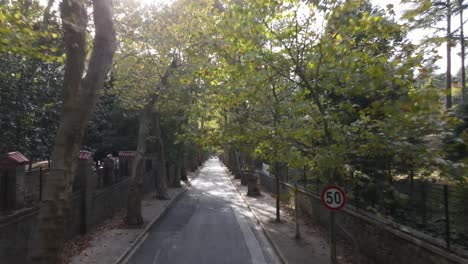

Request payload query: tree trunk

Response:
[233,149,241,179]
[173,164,182,187]
[127,101,154,226]
[247,173,260,196]
[240,151,254,186]
[127,185,143,225]
[460,0,466,103]
[126,57,178,214]
[181,154,188,181]
[181,165,188,181]
[228,147,235,173]
[167,161,176,187]
[152,111,169,199]
[29,0,116,262]
[192,151,197,171]
[190,152,197,171]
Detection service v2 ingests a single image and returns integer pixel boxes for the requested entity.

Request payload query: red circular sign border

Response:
[320,185,347,211]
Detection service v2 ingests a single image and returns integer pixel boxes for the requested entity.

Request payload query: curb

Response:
[114,166,203,264]
[223,165,288,264]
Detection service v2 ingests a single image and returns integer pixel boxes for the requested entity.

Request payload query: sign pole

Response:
[320,185,346,264]
[330,211,336,264]
[295,182,300,239]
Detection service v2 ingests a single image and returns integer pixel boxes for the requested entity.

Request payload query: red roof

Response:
[119,151,136,158]
[78,151,93,160]
[6,152,29,164]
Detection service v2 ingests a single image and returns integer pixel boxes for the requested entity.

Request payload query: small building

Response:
[0,152,29,212]
[118,151,136,178]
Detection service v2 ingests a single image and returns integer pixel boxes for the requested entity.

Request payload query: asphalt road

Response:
[127,158,281,264]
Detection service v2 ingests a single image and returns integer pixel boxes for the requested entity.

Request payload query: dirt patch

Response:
[60,209,127,264]
[270,189,356,264]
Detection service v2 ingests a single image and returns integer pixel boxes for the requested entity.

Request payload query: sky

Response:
[372,0,467,74]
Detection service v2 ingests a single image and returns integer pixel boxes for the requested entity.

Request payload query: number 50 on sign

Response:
[321,185,346,211]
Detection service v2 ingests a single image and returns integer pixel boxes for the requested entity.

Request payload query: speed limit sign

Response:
[321,185,346,211]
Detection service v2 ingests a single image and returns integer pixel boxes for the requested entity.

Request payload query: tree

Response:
[200,0,446,216]
[112,0,218,224]
[83,82,140,160]
[0,0,64,159]
[29,0,117,262]
[126,97,157,225]
[0,53,64,158]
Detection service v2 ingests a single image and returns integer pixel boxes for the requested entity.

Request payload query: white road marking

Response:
[123,233,149,264]
[232,206,267,264]
[152,249,161,264]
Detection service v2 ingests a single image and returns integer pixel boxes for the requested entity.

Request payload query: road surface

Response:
[127,158,281,264]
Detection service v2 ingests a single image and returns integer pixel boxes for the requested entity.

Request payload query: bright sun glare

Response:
[38,0,174,9]
[141,0,174,4]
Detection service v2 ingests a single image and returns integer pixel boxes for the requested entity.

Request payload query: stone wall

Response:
[0,176,145,264]
[0,150,204,264]
[0,193,89,264]
[15,166,25,209]
[0,207,38,264]
[258,170,288,195]
[142,170,155,193]
[66,191,86,239]
[258,172,468,264]
[258,171,276,193]
[91,178,131,227]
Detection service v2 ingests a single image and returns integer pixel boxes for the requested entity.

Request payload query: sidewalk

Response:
[225,167,354,264]
[65,170,200,264]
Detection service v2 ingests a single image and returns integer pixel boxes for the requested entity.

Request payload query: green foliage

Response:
[197,0,453,194]
[0,0,65,158]
[1,0,464,187]
[83,84,140,160]
[0,0,63,61]
[0,53,63,158]
[442,102,468,181]
[110,0,221,161]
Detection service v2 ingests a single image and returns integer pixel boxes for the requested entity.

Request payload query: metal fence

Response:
[0,155,134,214]
[24,167,47,206]
[303,178,467,251]
[24,166,85,206]
[94,160,128,189]
[22,159,127,207]
[259,165,468,253]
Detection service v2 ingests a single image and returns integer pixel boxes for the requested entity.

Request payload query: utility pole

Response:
[460,0,467,103]
[448,0,453,109]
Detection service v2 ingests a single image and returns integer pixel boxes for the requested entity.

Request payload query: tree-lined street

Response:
[127,158,280,264]
[1,0,467,263]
